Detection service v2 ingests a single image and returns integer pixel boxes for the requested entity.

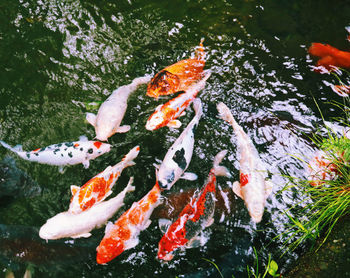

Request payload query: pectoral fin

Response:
[86,113,97,127]
[125,238,139,250]
[71,232,92,239]
[104,221,114,234]
[82,160,90,169]
[185,233,208,249]
[232,181,243,199]
[158,218,172,234]
[167,120,181,128]
[116,125,131,133]
[181,172,198,181]
[70,185,80,196]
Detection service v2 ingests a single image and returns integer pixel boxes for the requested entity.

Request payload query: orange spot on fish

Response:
[32,148,40,152]
[240,173,249,186]
[94,141,102,149]
[74,143,79,147]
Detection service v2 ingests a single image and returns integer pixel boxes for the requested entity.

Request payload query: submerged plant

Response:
[280,131,350,252]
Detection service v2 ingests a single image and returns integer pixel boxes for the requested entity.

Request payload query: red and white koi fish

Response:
[308,43,350,70]
[156,98,202,190]
[86,76,151,141]
[217,102,273,223]
[0,136,111,171]
[145,71,211,130]
[39,178,135,240]
[157,150,231,261]
[96,182,162,264]
[146,40,205,98]
[69,146,140,214]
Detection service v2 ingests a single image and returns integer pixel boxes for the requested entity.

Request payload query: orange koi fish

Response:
[157,150,230,261]
[308,43,350,70]
[146,40,205,98]
[96,182,162,264]
[69,146,140,214]
[146,71,211,130]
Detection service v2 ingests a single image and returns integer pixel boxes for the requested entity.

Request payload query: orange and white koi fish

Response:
[308,43,350,70]
[86,76,151,141]
[157,150,230,261]
[39,178,135,240]
[96,182,162,264]
[146,40,205,99]
[69,146,140,214]
[156,99,202,190]
[146,71,211,130]
[0,136,110,172]
[217,102,273,223]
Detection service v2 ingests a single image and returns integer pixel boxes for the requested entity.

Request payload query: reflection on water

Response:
[1,0,350,277]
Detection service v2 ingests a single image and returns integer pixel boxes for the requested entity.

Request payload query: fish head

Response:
[96,237,125,264]
[157,236,175,261]
[147,70,180,98]
[157,169,175,191]
[39,213,68,240]
[86,142,111,159]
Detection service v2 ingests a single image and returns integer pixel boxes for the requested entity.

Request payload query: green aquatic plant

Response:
[280,132,350,253]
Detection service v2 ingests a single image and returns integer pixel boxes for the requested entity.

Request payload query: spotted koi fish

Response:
[157,150,231,261]
[39,178,135,240]
[0,136,110,172]
[86,76,151,141]
[308,43,350,70]
[96,182,162,264]
[146,71,211,130]
[69,146,140,214]
[217,102,273,223]
[156,98,202,190]
[146,39,205,99]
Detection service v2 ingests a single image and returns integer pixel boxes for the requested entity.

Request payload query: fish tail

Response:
[0,141,22,153]
[213,150,231,177]
[308,43,338,58]
[122,146,140,167]
[124,177,136,193]
[131,75,152,87]
[192,98,203,120]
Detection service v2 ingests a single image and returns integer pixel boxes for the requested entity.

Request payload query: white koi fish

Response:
[39,177,135,240]
[145,71,211,130]
[96,182,161,264]
[69,146,140,214]
[156,98,203,190]
[157,150,231,261]
[0,136,111,171]
[217,102,273,223]
[86,76,151,141]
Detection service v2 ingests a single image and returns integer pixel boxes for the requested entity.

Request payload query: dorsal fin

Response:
[70,185,80,196]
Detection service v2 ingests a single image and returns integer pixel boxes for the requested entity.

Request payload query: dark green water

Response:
[1,0,350,277]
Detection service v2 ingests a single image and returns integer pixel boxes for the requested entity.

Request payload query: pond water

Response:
[1,0,350,277]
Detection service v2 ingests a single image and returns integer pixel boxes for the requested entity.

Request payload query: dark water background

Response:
[1,0,350,277]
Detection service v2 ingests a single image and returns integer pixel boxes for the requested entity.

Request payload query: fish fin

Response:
[124,177,135,193]
[181,172,198,181]
[205,217,214,228]
[58,166,66,174]
[232,181,243,199]
[105,190,113,199]
[265,180,273,200]
[179,111,186,117]
[82,160,90,169]
[214,166,231,178]
[0,141,22,152]
[79,135,89,142]
[116,125,131,133]
[153,163,160,170]
[125,238,139,250]
[104,221,114,234]
[158,218,172,234]
[167,120,181,128]
[71,232,92,238]
[86,113,97,127]
[185,233,208,249]
[122,146,140,167]
[70,185,80,196]
[143,219,152,229]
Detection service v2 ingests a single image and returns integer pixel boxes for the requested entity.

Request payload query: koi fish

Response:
[157,150,231,261]
[308,43,350,70]
[146,39,205,98]
[96,182,162,264]
[0,136,111,172]
[39,178,135,240]
[86,76,151,141]
[333,84,350,96]
[155,98,202,190]
[146,71,211,130]
[69,146,140,214]
[217,102,273,223]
